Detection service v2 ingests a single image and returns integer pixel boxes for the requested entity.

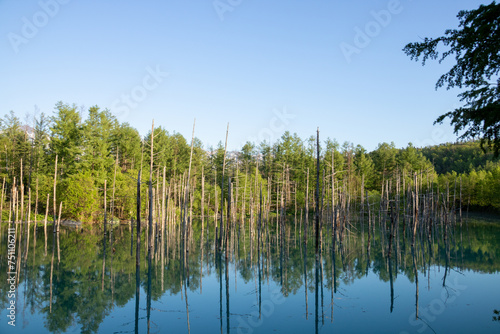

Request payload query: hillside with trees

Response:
[1,102,499,224]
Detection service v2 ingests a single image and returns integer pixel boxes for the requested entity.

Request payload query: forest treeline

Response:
[1,102,499,223]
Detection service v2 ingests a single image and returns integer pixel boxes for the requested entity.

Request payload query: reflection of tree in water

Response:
[0,215,499,333]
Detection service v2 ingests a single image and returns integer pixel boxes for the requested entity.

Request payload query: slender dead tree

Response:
[52,155,58,233]
[183,119,196,252]
[219,123,229,249]
[148,120,154,258]
[201,166,205,230]
[0,178,5,224]
[136,170,141,267]
[315,128,320,253]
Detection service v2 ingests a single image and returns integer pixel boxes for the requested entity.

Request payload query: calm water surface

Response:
[0,215,499,333]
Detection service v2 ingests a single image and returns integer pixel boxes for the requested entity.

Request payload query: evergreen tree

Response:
[404,1,500,155]
[49,102,83,176]
[81,106,116,184]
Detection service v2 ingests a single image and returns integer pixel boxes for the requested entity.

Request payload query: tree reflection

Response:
[0,214,498,333]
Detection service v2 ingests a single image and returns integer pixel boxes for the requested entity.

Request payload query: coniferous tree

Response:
[404,1,500,155]
[49,102,83,176]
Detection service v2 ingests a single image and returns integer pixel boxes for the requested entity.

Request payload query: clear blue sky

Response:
[0,0,491,151]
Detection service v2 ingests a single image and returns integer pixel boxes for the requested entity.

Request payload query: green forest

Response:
[1,101,499,224]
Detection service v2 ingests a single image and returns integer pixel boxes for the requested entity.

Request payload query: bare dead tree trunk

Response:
[20,159,24,226]
[315,128,320,253]
[162,166,166,244]
[148,121,154,259]
[136,170,141,267]
[52,155,58,233]
[201,166,205,230]
[304,168,309,244]
[44,193,49,254]
[219,123,229,249]
[0,178,4,223]
[183,119,196,254]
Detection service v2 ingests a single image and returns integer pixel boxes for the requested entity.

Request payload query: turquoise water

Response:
[0,215,499,333]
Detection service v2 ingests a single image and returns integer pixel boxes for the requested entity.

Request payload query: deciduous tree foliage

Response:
[58,171,99,222]
[420,140,498,174]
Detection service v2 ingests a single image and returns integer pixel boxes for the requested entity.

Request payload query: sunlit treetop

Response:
[404,1,500,156]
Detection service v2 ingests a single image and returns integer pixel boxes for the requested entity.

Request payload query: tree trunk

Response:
[52,155,58,233]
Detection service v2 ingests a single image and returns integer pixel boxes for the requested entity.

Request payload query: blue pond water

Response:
[0,214,499,333]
